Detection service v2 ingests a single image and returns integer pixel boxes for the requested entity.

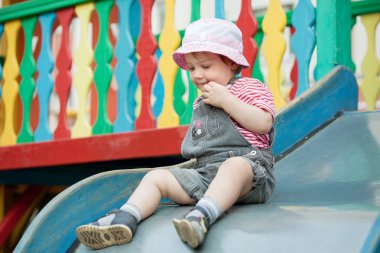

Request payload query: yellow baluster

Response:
[0,20,21,146]
[279,69,290,100]
[0,185,3,253]
[0,185,3,220]
[72,3,94,138]
[360,13,380,110]
[262,0,287,109]
[157,0,181,128]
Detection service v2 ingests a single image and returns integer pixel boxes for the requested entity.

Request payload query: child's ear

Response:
[231,63,239,71]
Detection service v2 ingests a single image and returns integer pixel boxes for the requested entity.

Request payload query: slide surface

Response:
[74,111,380,253]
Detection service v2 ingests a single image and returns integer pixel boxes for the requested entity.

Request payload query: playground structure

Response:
[0,0,379,252]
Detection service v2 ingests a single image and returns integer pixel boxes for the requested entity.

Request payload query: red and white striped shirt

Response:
[194,78,275,149]
[228,78,275,149]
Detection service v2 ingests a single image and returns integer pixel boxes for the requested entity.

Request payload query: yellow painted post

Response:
[9,187,47,249]
[0,102,3,143]
[0,185,4,222]
[157,0,181,128]
[360,13,380,110]
[0,20,21,146]
[0,185,4,253]
[261,0,287,110]
[71,3,95,138]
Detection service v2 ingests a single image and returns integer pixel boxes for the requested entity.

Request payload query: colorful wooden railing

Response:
[0,0,378,157]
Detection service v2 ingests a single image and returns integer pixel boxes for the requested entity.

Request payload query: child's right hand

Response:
[202,82,232,109]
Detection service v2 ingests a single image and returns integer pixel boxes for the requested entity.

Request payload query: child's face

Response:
[184,52,237,92]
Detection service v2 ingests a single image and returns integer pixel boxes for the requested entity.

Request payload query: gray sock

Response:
[120,202,142,223]
[186,196,221,225]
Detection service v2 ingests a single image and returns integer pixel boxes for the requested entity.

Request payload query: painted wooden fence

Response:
[0,0,378,158]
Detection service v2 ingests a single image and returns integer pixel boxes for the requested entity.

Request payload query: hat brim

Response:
[173,44,250,70]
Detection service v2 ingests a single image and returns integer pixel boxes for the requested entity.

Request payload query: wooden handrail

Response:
[0,0,88,23]
[351,0,380,17]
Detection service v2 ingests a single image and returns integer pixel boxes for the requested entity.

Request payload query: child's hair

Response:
[173,18,249,72]
[219,55,243,74]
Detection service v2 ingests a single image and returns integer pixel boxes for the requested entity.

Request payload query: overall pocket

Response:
[191,104,220,144]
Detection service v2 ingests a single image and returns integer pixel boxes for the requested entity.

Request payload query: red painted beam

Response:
[0,126,188,171]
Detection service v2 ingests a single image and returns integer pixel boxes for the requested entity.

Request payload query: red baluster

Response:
[54,7,74,139]
[135,0,157,129]
[289,26,299,101]
[236,0,258,77]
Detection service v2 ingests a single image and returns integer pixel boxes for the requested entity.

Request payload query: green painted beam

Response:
[0,0,294,29]
[0,0,90,23]
[351,0,380,17]
[0,0,378,25]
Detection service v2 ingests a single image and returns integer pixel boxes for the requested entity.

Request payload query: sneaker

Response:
[172,216,208,248]
[76,209,137,250]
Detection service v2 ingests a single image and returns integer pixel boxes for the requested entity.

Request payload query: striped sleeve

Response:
[229,78,276,119]
[228,78,276,148]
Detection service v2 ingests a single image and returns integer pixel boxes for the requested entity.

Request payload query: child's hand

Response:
[202,82,232,108]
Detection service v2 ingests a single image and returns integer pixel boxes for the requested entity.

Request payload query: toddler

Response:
[76,17,276,249]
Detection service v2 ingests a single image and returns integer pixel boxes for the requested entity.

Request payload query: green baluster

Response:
[190,0,201,20]
[18,16,37,143]
[173,67,186,117]
[349,16,357,72]
[177,0,200,125]
[252,30,264,82]
[93,0,113,134]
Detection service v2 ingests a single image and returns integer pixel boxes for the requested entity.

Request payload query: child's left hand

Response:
[202,82,232,108]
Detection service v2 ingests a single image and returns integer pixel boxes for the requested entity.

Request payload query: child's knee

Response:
[220,157,252,175]
[219,157,253,183]
[143,169,168,182]
[142,169,175,194]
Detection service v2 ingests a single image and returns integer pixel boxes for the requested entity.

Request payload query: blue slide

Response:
[14,67,380,253]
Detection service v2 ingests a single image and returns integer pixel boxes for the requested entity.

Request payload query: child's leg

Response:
[77,169,195,249]
[125,168,196,219]
[203,156,254,211]
[173,157,253,248]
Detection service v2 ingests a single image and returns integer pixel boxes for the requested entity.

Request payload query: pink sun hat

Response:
[172,18,250,70]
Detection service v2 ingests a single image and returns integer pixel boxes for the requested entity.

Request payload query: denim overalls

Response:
[170,92,275,204]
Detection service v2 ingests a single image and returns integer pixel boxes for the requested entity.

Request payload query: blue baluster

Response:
[130,0,141,39]
[128,58,139,123]
[290,0,316,97]
[215,0,226,19]
[153,49,164,118]
[127,0,140,128]
[114,0,135,132]
[35,12,56,142]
